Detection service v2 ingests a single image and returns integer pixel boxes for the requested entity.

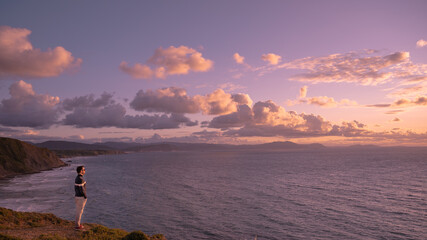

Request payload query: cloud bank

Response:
[281,51,411,85]
[0,80,60,128]
[207,99,374,138]
[130,87,252,115]
[0,26,81,79]
[0,82,255,129]
[0,81,199,130]
[120,45,213,79]
[130,87,200,114]
[1,81,425,145]
[63,93,197,129]
[61,87,255,129]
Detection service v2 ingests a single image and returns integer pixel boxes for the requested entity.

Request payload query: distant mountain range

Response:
[36,141,114,150]
[34,140,427,153]
[34,140,327,152]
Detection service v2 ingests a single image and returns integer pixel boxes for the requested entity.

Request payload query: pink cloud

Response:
[385,110,404,114]
[291,86,358,108]
[210,100,318,134]
[130,87,200,113]
[367,96,427,108]
[206,99,405,140]
[0,26,82,79]
[280,50,412,85]
[121,45,213,79]
[299,86,308,98]
[416,39,427,48]
[303,96,358,108]
[389,85,425,98]
[218,82,246,92]
[233,53,245,64]
[196,89,250,115]
[208,104,253,129]
[119,62,153,79]
[394,96,427,106]
[261,53,282,65]
[130,87,252,116]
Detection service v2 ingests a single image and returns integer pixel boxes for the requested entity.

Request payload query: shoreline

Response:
[0,163,68,181]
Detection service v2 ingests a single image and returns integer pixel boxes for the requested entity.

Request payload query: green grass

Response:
[0,208,166,240]
[0,207,65,230]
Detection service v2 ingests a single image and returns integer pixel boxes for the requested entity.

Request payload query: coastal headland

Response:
[0,137,66,179]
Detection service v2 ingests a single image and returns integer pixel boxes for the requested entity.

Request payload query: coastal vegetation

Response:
[0,207,166,240]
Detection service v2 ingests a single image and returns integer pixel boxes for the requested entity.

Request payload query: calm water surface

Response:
[0,148,426,239]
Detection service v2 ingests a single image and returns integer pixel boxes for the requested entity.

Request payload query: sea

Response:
[0,148,426,240]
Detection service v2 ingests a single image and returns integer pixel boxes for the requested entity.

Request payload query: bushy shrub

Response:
[34,234,67,240]
[122,231,149,240]
[0,208,65,229]
[82,225,128,240]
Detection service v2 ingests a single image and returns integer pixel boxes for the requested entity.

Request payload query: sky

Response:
[0,0,426,146]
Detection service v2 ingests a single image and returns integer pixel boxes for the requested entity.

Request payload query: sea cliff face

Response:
[0,137,66,179]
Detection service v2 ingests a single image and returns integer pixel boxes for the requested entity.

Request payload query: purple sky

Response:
[0,0,426,145]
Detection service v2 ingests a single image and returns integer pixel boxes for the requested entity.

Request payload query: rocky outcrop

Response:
[0,137,66,179]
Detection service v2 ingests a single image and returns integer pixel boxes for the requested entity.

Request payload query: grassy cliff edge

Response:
[0,207,165,240]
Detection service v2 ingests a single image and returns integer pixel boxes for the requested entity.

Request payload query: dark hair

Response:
[76,166,85,174]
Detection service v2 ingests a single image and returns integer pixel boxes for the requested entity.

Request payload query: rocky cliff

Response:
[0,137,66,179]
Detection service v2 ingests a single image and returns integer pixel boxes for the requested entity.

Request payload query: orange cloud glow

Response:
[299,86,308,98]
[119,62,153,79]
[291,86,358,108]
[261,53,282,65]
[130,87,252,116]
[196,89,252,115]
[302,96,358,108]
[282,51,410,85]
[233,53,245,64]
[120,45,213,79]
[0,26,82,79]
[416,39,427,48]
